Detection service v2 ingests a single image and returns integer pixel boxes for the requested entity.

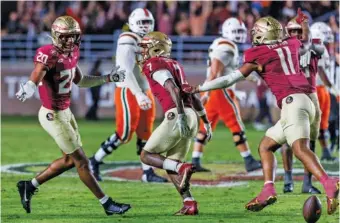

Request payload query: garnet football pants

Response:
[199,89,244,134]
[316,86,330,130]
[114,87,155,143]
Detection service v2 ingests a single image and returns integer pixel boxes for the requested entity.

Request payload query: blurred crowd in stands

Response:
[2,1,339,41]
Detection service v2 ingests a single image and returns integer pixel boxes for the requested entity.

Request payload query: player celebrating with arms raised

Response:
[15,16,130,215]
[138,32,212,215]
[184,9,339,214]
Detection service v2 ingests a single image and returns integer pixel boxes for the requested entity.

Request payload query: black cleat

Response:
[17,181,38,213]
[102,197,131,215]
[141,169,168,183]
[283,183,294,193]
[244,156,262,172]
[193,163,211,172]
[302,185,322,194]
[89,156,103,181]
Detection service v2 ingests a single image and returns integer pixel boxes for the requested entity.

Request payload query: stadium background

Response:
[1,2,339,223]
[1,1,339,120]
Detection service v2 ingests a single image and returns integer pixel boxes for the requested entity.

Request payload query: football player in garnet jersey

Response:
[183,9,339,215]
[138,31,213,215]
[89,8,167,183]
[191,17,261,173]
[281,16,339,195]
[15,16,131,216]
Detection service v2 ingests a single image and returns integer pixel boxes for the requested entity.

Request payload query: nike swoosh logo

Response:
[24,183,28,202]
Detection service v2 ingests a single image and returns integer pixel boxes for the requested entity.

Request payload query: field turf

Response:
[1,116,339,223]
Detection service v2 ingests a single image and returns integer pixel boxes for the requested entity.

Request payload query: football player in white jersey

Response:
[90,8,167,183]
[310,22,339,162]
[191,18,262,172]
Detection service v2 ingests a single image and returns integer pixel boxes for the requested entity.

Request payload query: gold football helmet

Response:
[138,31,172,63]
[251,16,283,45]
[51,16,81,53]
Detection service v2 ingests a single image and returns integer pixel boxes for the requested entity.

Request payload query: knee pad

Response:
[233,131,247,146]
[194,131,208,145]
[136,138,147,155]
[101,133,122,154]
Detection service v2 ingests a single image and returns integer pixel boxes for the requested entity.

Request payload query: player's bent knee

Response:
[194,131,208,145]
[258,136,281,153]
[233,131,247,146]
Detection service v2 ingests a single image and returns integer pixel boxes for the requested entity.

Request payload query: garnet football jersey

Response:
[34,44,80,110]
[142,57,192,113]
[243,37,313,108]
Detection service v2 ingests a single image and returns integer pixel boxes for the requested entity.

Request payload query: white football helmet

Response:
[221,18,247,43]
[310,22,334,43]
[128,8,154,36]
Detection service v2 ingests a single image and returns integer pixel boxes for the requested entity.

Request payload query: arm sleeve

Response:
[198,70,245,92]
[116,41,142,95]
[77,75,108,88]
[152,69,173,86]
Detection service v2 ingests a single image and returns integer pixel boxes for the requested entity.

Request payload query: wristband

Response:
[197,109,206,116]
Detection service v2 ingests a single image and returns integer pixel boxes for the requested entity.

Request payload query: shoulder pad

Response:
[118,32,140,45]
[215,38,236,53]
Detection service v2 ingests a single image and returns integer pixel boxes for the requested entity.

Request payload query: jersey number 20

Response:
[274,46,297,75]
[59,68,75,94]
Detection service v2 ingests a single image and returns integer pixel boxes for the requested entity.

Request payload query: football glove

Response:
[173,114,191,138]
[108,65,125,82]
[135,92,152,110]
[203,122,212,142]
[296,8,308,24]
[16,81,37,102]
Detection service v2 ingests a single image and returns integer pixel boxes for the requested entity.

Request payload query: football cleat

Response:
[301,185,321,194]
[89,156,103,181]
[245,183,277,212]
[102,197,131,215]
[193,164,211,172]
[174,200,198,216]
[178,163,195,193]
[283,183,294,193]
[324,180,339,215]
[244,156,262,172]
[141,169,168,183]
[17,181,38,213]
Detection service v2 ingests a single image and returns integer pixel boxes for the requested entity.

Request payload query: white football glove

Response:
[108,65,125,82]
[173,114,191,138]
[135,92,152,110]
[329,86,339,97]
[204,122,213,142]
[15,81,37,102]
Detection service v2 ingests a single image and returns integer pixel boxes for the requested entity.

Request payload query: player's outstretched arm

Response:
[192,63,261,93]
[75,65,125,87]
[191,93,212,142]
[16,63,47,102]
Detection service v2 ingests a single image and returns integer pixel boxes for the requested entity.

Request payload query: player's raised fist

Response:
[108,65,126,82]
[296,8,308,24]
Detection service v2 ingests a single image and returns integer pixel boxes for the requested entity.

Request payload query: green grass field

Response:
[1,116,339,223]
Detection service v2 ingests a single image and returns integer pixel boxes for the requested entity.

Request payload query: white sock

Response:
[99,195,109,204]
[31,178,40,188]
[183,197,195,202]
[94,148,108,162]
[264,181,274,185]
[240,150,251,158]
[192,151,203,158]
[141,162,152,171]
[163,159,180,172]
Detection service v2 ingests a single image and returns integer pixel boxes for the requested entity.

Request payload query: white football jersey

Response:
[316,47,333,86]
[207,37,239,88]
[115,32,149,92]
